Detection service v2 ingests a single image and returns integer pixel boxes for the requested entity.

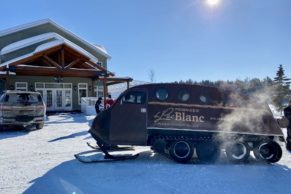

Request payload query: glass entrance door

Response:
[35,83,72,111]
[46,90,54,111]
[64,90,72,108]
[56,90,63,109]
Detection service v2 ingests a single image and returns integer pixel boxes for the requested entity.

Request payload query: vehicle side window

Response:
[200,95,207,103]
[122,91,146,104]
[178,90,190,102]
[156,88,168,101]
[199,93,212,104]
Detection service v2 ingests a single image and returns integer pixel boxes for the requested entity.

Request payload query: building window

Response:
[78,83,88,105]
[94,84,104,97]
[15,82,27,91]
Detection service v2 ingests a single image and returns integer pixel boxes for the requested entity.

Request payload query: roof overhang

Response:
[0,43,114,78]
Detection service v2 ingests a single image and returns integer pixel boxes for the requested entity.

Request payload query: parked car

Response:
[0,90,46,129]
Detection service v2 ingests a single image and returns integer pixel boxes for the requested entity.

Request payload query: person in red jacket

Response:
[105,94,114,109]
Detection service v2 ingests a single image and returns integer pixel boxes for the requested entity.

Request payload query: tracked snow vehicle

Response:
[86,83,284,163]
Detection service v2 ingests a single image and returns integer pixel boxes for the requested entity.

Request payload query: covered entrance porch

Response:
[0,44,132,112]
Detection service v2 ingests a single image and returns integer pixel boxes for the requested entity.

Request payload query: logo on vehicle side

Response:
[154,107,205,123]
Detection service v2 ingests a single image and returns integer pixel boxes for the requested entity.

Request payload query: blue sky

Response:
[0,0,291,82]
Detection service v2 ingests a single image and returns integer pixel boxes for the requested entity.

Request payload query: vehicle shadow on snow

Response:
[46,113,94,126]
[47,113,94,142]
[0,125,40,140]
[24,150,291,194]
[48,130,90,142]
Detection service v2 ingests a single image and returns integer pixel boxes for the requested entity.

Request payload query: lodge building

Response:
[0,19,132,111]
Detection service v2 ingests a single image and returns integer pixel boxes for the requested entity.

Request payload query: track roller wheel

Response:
[196,142,220,163]
[225,141,250,163]
[169,140,194,163]
[253,141,282,163]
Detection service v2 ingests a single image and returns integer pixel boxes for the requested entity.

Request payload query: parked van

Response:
[0,91,45,129]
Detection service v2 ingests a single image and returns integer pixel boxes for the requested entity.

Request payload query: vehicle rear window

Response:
[5,93,42,104]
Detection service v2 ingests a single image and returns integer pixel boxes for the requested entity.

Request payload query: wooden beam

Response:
[9,45,63,67]
[40,58,55,67]
[106,81,126,86]
[61,47,65,68]
[64,58,82,70]
[99,76,133,86]
[86,61,115,76]
[99,77,133,82]
[43,55,62,70]
[63,46,90,61]
[0,45,61,71]
[13,66,104,77]
[83,62,100,70]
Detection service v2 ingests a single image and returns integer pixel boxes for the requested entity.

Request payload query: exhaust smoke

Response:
[217,86,274,139]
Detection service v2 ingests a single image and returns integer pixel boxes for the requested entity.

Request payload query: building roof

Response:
[0,19,111,66]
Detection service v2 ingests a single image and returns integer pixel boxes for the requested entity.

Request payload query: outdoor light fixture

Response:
[73,85,77,91]
[29,85,34,91]
[54,76,63,83]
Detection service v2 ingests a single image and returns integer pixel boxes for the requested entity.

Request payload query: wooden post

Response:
[103,77,107,108]
[61,47,65,69]
[127,81,129,89]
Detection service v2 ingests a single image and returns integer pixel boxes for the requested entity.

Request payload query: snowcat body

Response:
[90,83,284,146]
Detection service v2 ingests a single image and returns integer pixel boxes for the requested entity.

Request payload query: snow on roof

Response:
[0,19,51,37]
[93,44,109,56]
[0,19,111,59]
[1,32,58,55]
[0,53,33,68]
[0,32,102,67]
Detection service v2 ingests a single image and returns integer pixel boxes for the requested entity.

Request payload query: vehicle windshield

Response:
[3,93,42,105]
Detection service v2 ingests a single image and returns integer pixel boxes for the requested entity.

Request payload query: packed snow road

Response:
[0,113,291,194]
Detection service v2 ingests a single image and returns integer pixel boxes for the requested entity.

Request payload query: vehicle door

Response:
[110,89,147,145]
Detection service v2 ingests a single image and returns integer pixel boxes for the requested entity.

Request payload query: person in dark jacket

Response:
[95,97,102,114]
[284,100,291,151]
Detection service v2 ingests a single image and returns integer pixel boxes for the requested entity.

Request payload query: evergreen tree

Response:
[273,64,291,110]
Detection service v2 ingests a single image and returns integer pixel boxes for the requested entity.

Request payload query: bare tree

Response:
[148,69,156,83]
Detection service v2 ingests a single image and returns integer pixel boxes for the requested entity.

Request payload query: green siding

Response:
[8,75,99,111]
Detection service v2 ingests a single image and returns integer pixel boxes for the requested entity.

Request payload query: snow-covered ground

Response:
[0,113,291,194]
